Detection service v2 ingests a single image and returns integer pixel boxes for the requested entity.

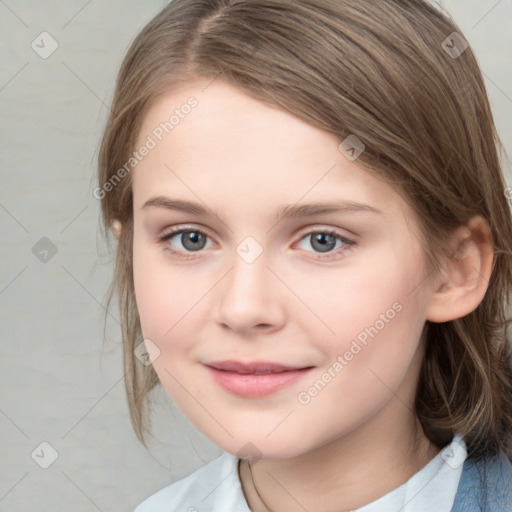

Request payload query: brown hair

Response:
[97,0,512,461]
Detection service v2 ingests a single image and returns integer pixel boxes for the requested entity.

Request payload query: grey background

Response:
[0,1,511,511]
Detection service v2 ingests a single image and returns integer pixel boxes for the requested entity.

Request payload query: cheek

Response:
[296,245,428,386]
[133,244,189,344]
[293,272,426,433]
[298,253,423,343]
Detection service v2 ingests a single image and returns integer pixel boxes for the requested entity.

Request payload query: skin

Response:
[125,80,493,511]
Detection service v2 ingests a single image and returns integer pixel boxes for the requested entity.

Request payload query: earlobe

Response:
[112,220,122,240]
[426,216,494,323]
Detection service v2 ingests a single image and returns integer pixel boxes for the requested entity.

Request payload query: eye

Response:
[295,229,356,259]
[158,227,213,259]
[158,227,356,260]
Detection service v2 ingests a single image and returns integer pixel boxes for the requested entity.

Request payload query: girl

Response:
[97,0,512,510]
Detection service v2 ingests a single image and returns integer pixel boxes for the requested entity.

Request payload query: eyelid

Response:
[159,224,215,243]
[294,224,357,241]
[158,224,357,259]
[159,223,356,241]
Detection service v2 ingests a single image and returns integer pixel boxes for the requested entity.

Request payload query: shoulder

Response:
[133,451,249,512]
[452,450,512,512]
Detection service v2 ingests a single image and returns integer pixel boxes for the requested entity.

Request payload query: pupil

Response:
[313,233,335,253]
[183,231,205,250]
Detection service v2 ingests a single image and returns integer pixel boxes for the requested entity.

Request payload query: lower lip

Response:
[205,366,313,398]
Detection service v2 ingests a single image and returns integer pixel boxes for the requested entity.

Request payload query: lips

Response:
[206,360,309,374]
[205,360,314,398]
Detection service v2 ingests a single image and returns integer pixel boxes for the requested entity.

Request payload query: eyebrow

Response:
[141,196,383,222]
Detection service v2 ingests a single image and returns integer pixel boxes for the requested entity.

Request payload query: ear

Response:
[425,215,494,323]
[112,220,122,240]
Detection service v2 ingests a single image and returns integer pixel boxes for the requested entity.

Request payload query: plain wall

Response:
[1,1,511,511]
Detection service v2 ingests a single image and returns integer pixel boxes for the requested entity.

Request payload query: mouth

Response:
[204,360,314,398]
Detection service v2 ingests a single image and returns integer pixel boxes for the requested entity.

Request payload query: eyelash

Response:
[158,226,356,261]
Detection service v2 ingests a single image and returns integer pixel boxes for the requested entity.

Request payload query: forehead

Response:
[132,81,414,227]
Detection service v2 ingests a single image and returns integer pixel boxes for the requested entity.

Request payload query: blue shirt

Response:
[452,449,512,511]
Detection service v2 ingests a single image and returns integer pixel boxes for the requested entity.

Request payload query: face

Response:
[131,80,434,460]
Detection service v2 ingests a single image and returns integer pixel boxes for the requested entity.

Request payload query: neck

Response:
[243,353,442,512]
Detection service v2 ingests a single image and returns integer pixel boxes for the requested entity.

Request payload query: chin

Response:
[212,433,309,461]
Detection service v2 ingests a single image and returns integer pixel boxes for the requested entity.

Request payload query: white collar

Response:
[134,434,467,512]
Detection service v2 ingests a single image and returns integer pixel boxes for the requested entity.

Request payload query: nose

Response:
[214,245,286,336]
